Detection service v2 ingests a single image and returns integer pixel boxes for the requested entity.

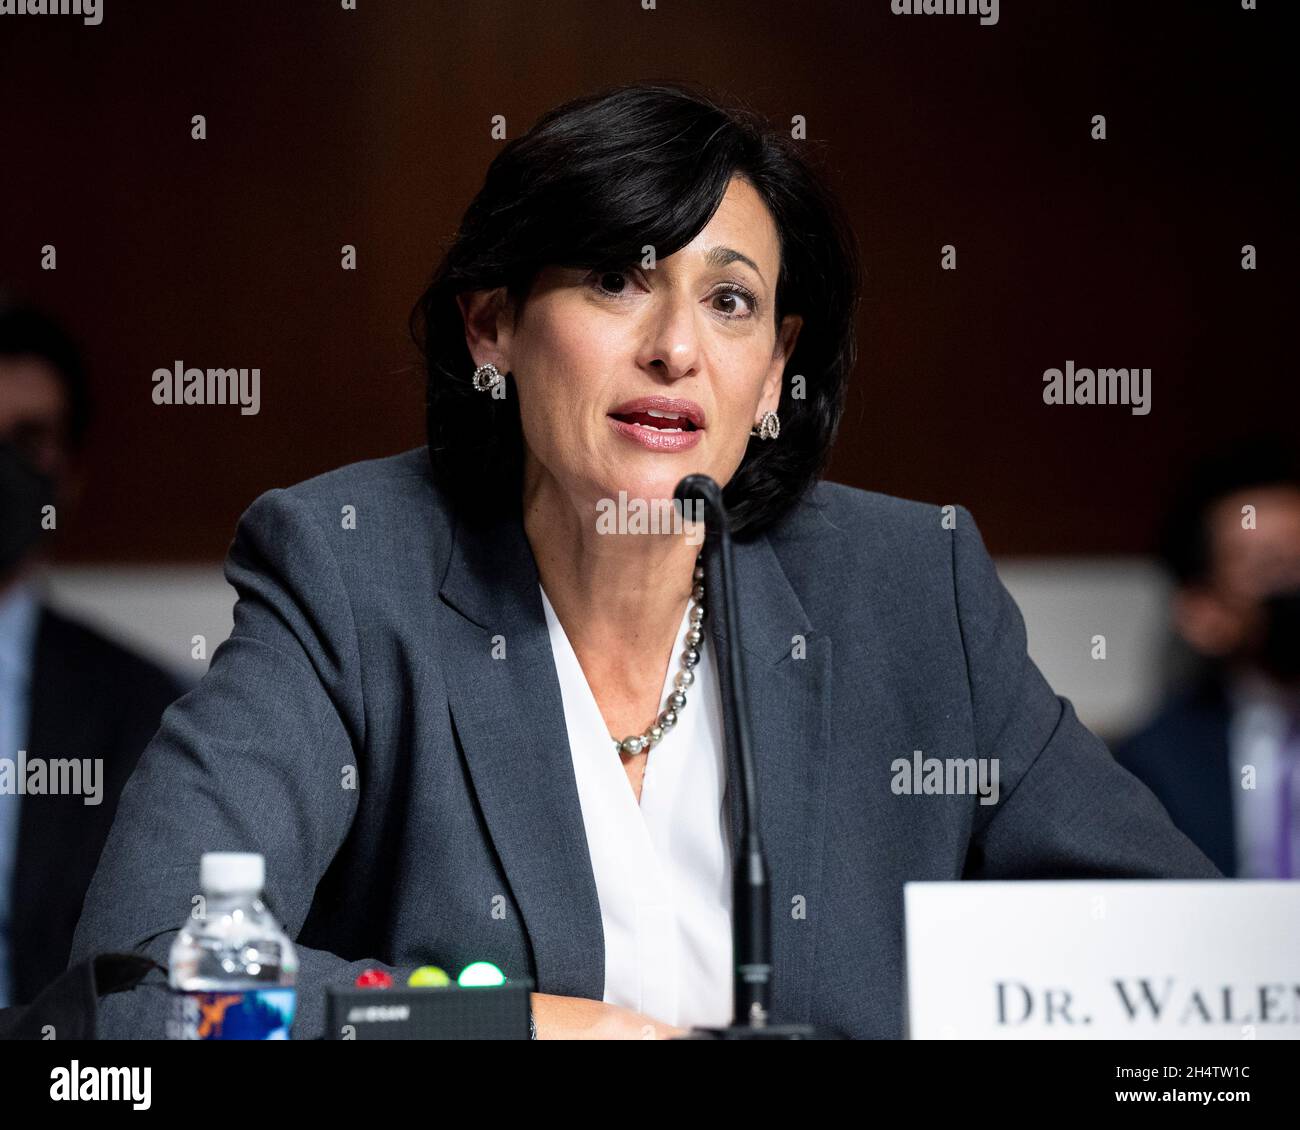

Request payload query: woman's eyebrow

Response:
[703,245,764,283]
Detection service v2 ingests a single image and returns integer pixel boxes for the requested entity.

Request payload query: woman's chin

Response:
[597,481,676,506]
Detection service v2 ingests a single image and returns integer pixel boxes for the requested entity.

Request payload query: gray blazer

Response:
[71,447,1219,1039]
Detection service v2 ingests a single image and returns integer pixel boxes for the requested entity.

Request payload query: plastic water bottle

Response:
[167,852,299,1039]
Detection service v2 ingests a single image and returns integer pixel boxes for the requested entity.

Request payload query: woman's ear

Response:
[759,313,803,415]
[457,287,513,371]
[777,313,803,365]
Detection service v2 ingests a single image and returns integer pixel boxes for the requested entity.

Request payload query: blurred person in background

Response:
[0,302,184,1006]
[1115,437,1300,878]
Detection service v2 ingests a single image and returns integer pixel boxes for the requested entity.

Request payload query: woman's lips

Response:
[607,397,706,429]
[607,414,703,451]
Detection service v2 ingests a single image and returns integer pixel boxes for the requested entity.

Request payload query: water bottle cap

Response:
[200,852,264,894]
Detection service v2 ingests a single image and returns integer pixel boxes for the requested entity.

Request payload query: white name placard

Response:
[904,881,1300,1039]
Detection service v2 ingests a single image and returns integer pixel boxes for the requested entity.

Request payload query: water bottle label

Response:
[169,989,296,1040]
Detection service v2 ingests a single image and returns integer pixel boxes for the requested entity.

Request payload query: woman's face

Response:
[470,176,802,525]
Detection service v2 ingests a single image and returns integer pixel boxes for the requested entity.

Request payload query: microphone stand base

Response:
[682,1023,841,1040]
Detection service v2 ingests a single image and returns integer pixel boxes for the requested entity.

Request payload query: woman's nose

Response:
[638,294,702,381]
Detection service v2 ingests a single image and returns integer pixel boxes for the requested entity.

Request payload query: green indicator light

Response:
[457,961,506,987]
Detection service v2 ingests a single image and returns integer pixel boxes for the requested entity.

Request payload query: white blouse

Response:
[539,582,734,1030]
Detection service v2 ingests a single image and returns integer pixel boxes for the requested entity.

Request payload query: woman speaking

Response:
[72,81,1218,1040]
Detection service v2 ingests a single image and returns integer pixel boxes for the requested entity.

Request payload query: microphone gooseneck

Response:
[673,474,771,1029]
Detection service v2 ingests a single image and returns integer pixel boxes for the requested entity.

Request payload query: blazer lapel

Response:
[436,506,606,1001]
[437,505,831,1027]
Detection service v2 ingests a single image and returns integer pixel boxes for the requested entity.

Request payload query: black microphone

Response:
[673,475,826,1039]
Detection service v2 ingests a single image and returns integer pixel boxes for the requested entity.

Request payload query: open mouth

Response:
[607,409,699,433]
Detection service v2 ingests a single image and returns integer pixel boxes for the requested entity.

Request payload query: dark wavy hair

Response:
[410,81,861,540]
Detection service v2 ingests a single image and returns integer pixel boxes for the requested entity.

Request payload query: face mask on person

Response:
[1255,587,1300,685]
[0,440,55,578]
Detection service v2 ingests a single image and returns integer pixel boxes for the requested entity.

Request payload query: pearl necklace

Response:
[612,554,706,757]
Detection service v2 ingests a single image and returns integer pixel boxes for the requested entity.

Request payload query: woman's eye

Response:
[589,271,756,319]
[592,269,632,296]
[712,285,756,319]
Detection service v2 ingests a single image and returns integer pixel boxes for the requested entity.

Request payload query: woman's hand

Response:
[530,992,687,1039]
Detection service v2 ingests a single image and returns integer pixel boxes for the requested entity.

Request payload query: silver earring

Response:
[472,362,504,393]
[750,410,780,440]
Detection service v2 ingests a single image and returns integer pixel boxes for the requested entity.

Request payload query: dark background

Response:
[1,0,1293,562]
